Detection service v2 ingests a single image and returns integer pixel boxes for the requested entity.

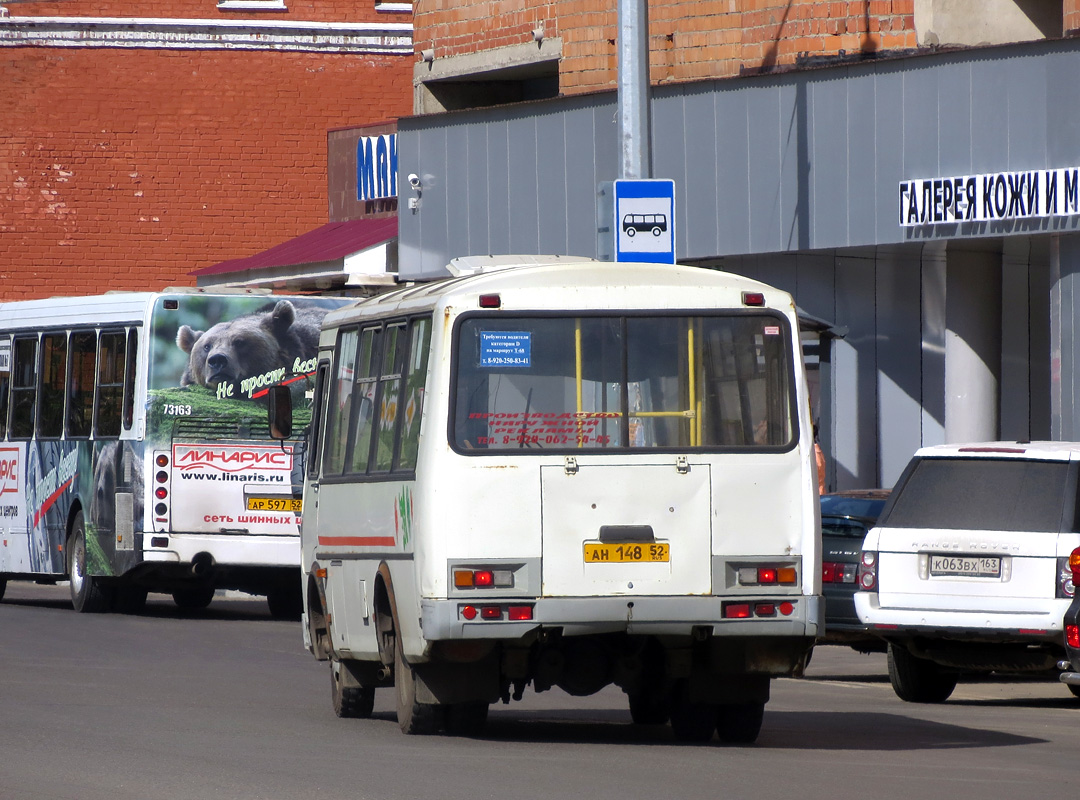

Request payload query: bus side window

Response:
[123,328,138,431]
[323,327,359,477]
[372,323,406,473]
[10,336,38,440]
[38,332,68,439]
[395,317,431,471]
[347,327,380,475]
[307,361,330,481]
[96,330,125,438]
[0,340,9,440]
[67,331,97,438]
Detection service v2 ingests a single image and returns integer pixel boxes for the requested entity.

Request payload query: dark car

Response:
[819,489,889,649]
[1060,550,1080,698]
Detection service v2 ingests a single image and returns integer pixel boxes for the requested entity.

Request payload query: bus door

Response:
[540,461,712,597]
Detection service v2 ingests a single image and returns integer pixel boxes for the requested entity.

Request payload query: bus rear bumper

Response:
[421,594,823,640]
[140,533,299,569]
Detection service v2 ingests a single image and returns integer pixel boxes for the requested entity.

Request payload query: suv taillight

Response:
[856,551,877,591]
[1059,547,1080,599]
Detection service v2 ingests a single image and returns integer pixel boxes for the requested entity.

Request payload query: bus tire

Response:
[330,658,375,719]
[651,226,663,236]
[887,643,957,703]
[267,583,303,621]
[444,701,488,736]
[626,227,636,237]
[715,701,764,744]
[628,688,670,725]
[172,585,215,611]
[68,512,111,614]
[395,634,439,735]
[0,578,6,602]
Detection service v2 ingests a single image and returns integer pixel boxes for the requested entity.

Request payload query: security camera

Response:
[407,173,421,189]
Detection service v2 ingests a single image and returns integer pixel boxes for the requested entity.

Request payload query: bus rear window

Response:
[452,314,795,452]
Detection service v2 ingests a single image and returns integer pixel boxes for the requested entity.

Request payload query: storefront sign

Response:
[899,167,1080,226]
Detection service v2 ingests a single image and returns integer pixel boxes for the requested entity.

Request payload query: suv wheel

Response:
[887,643,957,703]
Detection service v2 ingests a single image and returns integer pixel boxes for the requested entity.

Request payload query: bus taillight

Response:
[155,487,168,500]
[156,453,169,468]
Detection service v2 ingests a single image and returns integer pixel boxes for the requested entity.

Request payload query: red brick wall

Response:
[1066,0,1080,34]
[414,0,917,94]
[2,0,398,25]
[0,8,412,301]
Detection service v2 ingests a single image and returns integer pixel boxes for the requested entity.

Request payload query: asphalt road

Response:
[0,582,1074,800]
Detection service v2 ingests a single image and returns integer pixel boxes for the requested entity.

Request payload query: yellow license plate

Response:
[246,496,302,513]
[584,542,669,563]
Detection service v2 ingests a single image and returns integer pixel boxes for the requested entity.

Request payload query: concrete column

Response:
[1050,234,1080,440]
[944,246,1002,443]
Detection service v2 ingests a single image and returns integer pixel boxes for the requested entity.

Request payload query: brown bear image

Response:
[176,299,328,391]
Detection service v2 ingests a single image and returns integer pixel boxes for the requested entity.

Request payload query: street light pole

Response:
[617,0,651,180]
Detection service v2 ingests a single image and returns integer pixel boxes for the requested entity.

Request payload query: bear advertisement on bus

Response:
[0,291,350,615]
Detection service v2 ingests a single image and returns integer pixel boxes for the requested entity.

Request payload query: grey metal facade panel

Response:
[875,248,923,487]
[714,88,751,256]
[746,85,785,253]
[845,71,878,248]
[1046,48,1080,166]
[683,96,722,259]
[535,111,568,255]
[935,60,973,176]
[778,81,802,252]
[397,39,1080,279]
[507,116,541,255]
[809,72,850,248]
[871,67,905,242]
[969,58,1011,174]
[919,245,947,446]
[1000,239,1032,441]
[833,255,879,488]
[652,92,690,256]
[485,122,512,257]
[564,109,598,257]
[900,64,941,182]
[1005,54,1048,171]
[444,124,473,261]
[465,124,491,254]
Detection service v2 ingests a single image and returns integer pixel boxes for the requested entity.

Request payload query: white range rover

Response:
[855,441,1080,703]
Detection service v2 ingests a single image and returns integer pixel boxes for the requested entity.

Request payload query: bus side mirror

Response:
[268,385,293,440]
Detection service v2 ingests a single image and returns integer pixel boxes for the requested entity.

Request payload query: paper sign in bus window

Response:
[480,331,531,368]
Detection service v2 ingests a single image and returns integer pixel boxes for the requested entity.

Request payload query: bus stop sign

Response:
[613,179,676,264]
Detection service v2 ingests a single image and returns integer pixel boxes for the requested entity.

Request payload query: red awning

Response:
[192,217,397,277]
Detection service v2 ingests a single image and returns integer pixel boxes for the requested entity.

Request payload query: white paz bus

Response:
[0,289,348,616]
[288,257,821,742]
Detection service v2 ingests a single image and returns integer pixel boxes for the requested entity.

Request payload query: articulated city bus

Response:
[0,290,347,616]
[292,257,821,742]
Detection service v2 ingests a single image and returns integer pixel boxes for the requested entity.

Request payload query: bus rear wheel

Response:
[330,658,375,718]
[68,512,111,613]
[715,701,764,744]
[395,635,439,735]
[267,583,303,621]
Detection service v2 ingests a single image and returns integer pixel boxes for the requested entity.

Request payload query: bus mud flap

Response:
[413,651,501,705]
